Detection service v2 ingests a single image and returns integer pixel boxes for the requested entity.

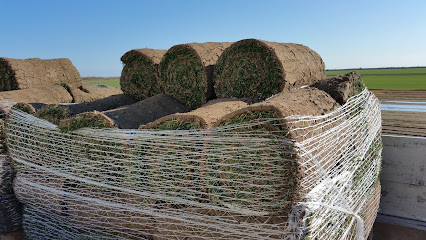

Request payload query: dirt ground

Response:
[371,89,426,137]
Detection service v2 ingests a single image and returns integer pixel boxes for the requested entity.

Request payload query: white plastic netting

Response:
[4,89,382,239]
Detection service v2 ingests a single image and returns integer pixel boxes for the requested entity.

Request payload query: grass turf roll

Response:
[35,94,138,125]
[120,48,166,100]
[208,87,339,213]
[214,39,326,100]
[58,94,190,130]
[311,71,366,105]
[159,42,233,109]
[0,57,82,91]
[58,112,116,132]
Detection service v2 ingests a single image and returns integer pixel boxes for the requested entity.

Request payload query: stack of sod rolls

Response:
[120,49,167,100]
[159,42,233,108]
[214,39,326,100]
[0,57,82,91]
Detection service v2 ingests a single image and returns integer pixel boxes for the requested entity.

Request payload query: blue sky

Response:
[1,0,425,76]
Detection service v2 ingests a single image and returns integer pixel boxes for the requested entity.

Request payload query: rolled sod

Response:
[35,94,138,125]
[59,94,190,130]
[12,103,47,115]
[58,112,117,132]
[311,71,366,105]
[0,57,82,91]
[0,85,73,104]
[208,87,338,213]
[159,42,233,109]
[120,48,167,100]
[214,39,326,100]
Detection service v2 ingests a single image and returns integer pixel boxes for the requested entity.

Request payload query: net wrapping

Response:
[5,89,382,239]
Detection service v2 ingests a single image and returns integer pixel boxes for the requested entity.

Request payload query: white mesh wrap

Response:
[5,89,382,239]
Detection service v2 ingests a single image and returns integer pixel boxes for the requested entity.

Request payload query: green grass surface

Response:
[326,67,426,89]
[85,80,120,87]
[363,74,426,89]
[326,67,426,76]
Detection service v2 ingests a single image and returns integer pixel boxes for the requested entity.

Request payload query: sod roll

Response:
[59,94,190,130]
[0,57,82,91]
[209,87,339,213]
[159,42,233,109]
[35,94,138,125]
[12,103,46,115]
[0,85,73,104]
[101,94,191,129]
[311,71,366,105]
[214,39,326,100]
[120,48,167,100]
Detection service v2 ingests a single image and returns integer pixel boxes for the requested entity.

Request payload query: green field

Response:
[326,67,426,89]
[86,80,120,87]
[326,67,426,76]
[84,68,426,90]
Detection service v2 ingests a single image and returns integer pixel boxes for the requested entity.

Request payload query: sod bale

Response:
[311,71,366,105]
[67,85,124,103]
[208,87,339,214]
[0,85,73,104]
[214,39,326,100]
[159,42,233,108]
[0,57,82,91]
[35,94,138,125]
[120,48,167,100]
[101,94,191,129]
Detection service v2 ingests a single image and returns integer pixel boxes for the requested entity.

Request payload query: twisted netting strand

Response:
[5,89,381,239]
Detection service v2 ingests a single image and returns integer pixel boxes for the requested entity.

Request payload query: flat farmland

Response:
[326,67,426,90]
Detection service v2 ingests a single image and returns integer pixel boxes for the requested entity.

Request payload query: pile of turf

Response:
[120,49,166,100]
[214,39,326,100]
[0,57,82,91]
[311,71,366,105]
[159,42,232,109]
